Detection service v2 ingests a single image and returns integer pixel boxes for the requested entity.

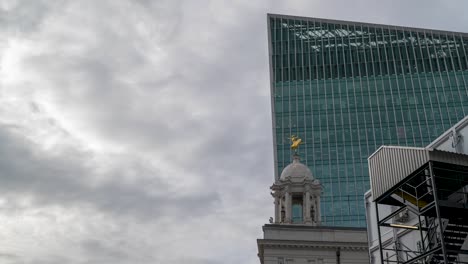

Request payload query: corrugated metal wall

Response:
[369,147,429,201]
[429,150,468,167]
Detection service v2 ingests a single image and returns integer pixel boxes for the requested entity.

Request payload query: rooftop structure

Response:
[368,146,468,263]
[257,147,368,263]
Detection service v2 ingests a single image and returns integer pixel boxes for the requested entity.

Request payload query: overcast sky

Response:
[1,1,468,263]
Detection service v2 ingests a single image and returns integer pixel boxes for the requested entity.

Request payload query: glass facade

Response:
[268,14,468,227]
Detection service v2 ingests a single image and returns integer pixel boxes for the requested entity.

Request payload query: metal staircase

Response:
[374,160,468,264]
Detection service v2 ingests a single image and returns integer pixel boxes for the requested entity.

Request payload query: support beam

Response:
[428,161,449,264]
[375,202,384,264]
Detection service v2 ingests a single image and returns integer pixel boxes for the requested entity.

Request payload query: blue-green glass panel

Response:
[269,15,468,227]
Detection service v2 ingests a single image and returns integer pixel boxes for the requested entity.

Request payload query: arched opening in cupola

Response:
[292,195,303,223]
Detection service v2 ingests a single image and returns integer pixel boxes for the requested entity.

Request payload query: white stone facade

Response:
[257,225,369,264]
[258,154,369,264]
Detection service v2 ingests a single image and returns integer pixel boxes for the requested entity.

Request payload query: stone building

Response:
[257,154,369,264]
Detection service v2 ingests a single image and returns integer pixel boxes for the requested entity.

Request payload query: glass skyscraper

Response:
[267,14,468,227]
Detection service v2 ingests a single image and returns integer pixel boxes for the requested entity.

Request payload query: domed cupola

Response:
[280,154,314,181]
[270,136,322,225]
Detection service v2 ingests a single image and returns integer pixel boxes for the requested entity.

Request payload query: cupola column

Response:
[316,195,321,224]
[284,190,291,223]
[304,187,311,223]
[273,193,280,223]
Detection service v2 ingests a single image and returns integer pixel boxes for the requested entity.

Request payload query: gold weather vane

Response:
[289,135,302,153]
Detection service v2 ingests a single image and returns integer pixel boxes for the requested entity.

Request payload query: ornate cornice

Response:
[257,239,369,251]
[271,180,321,189]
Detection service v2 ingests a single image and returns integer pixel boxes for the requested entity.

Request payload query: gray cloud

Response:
[0,125,220,220]
[1,0,57,34]
[0,252,18,260]
[1,0,468,263]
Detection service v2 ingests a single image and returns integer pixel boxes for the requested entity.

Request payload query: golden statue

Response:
[289,135,302,153]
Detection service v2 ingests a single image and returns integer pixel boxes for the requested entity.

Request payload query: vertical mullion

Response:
[286,19,292,159]
[369,27,383,149]
[379,28,391,145]
[295,20,300,139]
[345,24,358,226]
[363,27,377,153]
[331,24,343,225]
[459,36,468,112]
[300,21,308,165]
[293,19,299,142]
[429,30,452,127]
[351,23,363,227]
[412,31,432,141]
[444,33,466,118]
[277,18,282,176]
[403,29,423,144]
[439,33,457,122]
[316,20,325,224]
[442,33,456,105]
[338,24,351,225]
[388,27,407,145]
[358,24,371,227]
[383,27,400,145]
[423,31,444,135]
[308,21,316,170]
[451,34,468,117]
[323,21,334,225]
[460,36,468,73]
[270,18,277,178]
[278,18,285,177]
[358,25,370,153]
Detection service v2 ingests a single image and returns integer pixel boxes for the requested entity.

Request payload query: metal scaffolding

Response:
[370,147,468,264]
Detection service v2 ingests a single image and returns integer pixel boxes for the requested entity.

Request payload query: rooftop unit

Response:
[369,146,468,264]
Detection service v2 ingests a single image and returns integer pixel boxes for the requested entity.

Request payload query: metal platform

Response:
[369,146,468,264]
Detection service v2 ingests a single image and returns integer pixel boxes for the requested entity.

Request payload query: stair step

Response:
[432,254,458,262]
[444,229,468,234]
[444,231,468,238]
[444,228,468,234]
[446,224,468,232]
[447,218,468,225]
[444,237,466,244]
[446,244,463,251]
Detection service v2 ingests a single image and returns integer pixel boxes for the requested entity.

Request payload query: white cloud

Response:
[1,0,468,263]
